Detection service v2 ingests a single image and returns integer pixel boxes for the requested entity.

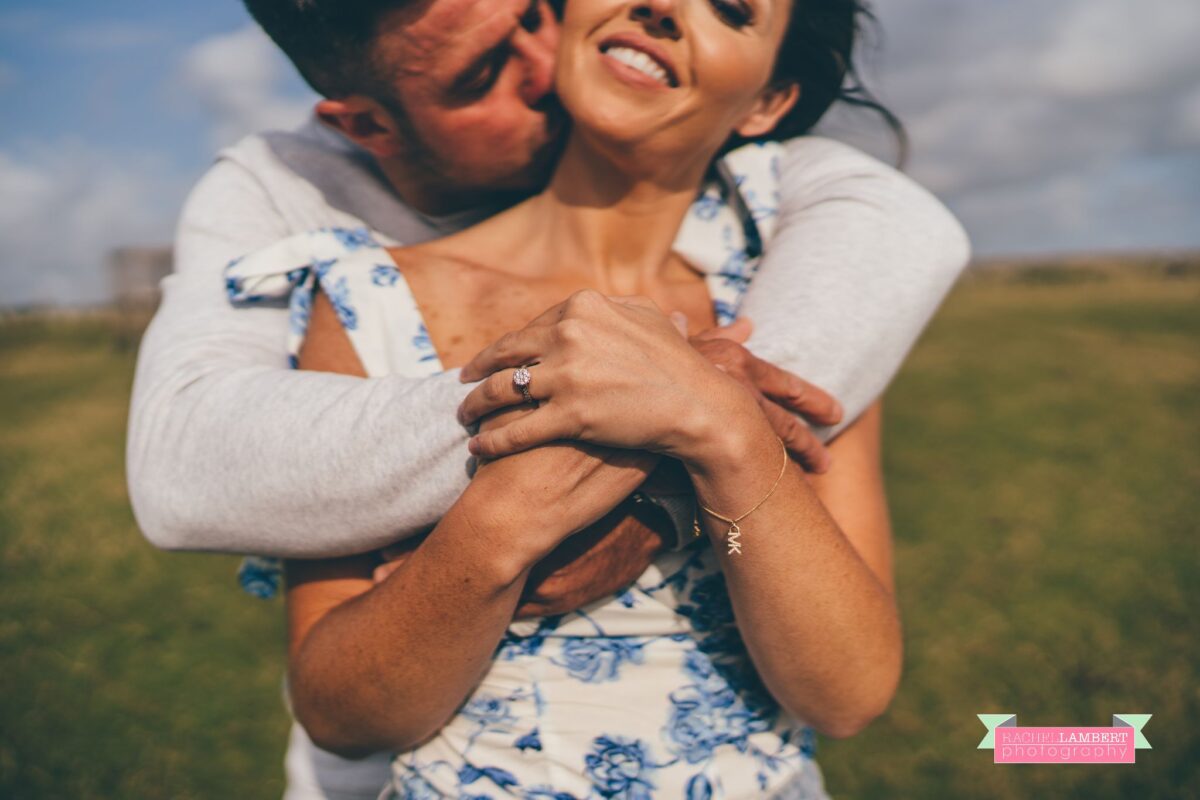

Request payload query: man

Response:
[127,0,969,796]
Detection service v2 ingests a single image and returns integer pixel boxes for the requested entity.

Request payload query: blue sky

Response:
[2,0,1199,306]
[0,2,308,170]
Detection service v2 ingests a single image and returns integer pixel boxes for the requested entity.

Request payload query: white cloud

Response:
[177,25,315,149]
[0,143,189,307]
[820,0,1200,256]
[1037,2,1200,99]
[0,24,318,308]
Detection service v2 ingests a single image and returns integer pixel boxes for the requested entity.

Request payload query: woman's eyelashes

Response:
[710,0,755,28]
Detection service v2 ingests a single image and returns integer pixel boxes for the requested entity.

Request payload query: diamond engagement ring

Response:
[513,365,535,404]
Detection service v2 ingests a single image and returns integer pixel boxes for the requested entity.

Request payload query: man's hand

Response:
[376,400,671,618]
[514,495,671,618]
[373,483,672,619]
[676,315,841,472]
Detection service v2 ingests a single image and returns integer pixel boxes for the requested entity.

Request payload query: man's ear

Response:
[315,97,407,159]
[734,82,800,140]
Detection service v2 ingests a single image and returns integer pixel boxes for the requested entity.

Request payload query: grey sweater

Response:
[126,117,970,558]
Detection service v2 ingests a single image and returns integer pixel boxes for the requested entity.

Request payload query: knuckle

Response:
[567,288,604,314]
[571,404,592,438]
[556,317,587,346]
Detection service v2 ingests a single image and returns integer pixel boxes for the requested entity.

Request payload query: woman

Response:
[243,0,902,796]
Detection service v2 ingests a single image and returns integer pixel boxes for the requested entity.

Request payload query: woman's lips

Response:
[598,33,680,89]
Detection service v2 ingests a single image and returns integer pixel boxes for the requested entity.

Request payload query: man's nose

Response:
[632,0,681,39]
[513,26,557,107]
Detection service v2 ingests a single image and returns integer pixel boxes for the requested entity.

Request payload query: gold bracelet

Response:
[692,436,789,555]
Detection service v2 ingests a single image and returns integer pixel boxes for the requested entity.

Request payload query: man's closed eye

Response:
[454,47,510,99]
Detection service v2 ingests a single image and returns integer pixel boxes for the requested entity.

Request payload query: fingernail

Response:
[467,437,480,455]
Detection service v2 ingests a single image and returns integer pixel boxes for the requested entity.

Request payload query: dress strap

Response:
[675,141,785,326]
[225,227,440,377]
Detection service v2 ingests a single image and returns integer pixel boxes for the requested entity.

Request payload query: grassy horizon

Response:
[2,263,1197,798]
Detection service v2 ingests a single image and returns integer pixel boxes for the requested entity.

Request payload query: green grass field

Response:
[2,263,1197,798]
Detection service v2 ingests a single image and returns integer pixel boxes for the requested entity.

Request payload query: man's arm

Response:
[127,158,475,557]
[129,136,965,558]
[740,136,971,440]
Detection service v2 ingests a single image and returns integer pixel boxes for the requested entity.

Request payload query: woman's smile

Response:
[598,33,681,89]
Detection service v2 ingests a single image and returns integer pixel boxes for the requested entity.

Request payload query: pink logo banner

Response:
[977,714,1151,764]
[995,726,1133,763]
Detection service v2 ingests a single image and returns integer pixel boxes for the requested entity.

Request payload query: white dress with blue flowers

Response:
[226,143,831,800]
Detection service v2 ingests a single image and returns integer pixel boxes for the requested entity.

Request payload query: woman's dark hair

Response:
[731,0,907,160]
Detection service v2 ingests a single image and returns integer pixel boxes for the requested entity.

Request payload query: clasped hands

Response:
[380,289,843,618]
[457,288,842,470]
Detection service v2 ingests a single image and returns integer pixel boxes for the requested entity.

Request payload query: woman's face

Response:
[554,0,795,167]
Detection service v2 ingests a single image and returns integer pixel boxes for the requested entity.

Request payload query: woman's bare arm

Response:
[454,290,902,737]
[690,399,901,738]
[286,292,662,756]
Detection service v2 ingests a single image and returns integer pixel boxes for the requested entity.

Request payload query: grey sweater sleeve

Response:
[127,137,968,559]
[126,159,475,557]
[739,137,972,441]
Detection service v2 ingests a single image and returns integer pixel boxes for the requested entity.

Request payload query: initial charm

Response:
[726,522,742,555]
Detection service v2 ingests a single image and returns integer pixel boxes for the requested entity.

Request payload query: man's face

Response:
[375,0,565,198]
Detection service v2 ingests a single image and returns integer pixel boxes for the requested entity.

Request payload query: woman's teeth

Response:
[603,46,671,86]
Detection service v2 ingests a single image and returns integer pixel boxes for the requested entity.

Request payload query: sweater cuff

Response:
[633,490,701,552]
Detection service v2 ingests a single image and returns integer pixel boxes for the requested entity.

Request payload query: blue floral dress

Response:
[226,142,830,799]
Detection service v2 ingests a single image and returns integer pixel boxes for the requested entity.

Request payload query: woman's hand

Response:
[458,289,768,468]
[457,290,842,471]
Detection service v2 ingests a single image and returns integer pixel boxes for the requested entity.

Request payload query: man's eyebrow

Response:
[447,0,539,90]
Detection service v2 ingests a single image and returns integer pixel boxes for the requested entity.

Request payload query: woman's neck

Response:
[493,132,712,295]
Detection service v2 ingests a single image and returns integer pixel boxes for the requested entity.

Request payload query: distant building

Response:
[109,246,173,313]
[107,246,173,346]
